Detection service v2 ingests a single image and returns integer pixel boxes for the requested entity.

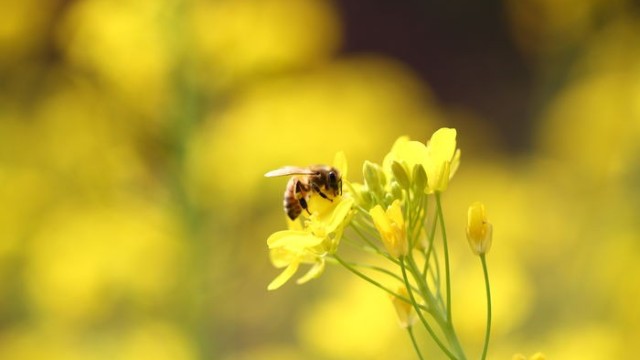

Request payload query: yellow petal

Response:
[269,247,296,268]
[322,196,355,233]
[369,205,391,234]
[370,201,407,258]
[428,127,457,162]
[386,200,404,228]
[267,230,323,249]
[390,286,416,328]
[426,127,458,192]
[449,149,461,179]
[267,261,300,291]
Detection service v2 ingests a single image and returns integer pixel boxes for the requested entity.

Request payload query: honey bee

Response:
[265,165,342,220]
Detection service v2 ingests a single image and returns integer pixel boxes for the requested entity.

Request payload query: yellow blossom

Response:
[382,128,460,193]
[369,200,407,258]
[267,151,354,290]
[466,202,493,256]
[390,287,417,328]
[267,230,326,290]
[267,196,354,290]
[382,136,428,185]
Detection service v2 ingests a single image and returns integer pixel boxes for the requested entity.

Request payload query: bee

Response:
[265,165,342,220]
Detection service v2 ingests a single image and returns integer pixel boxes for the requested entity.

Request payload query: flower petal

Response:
[324,196,354,233]
[369,204,391,234]
[427,128,457,163]
[386,200,404,228]
[267,261,300,291]
[267,230,324,249]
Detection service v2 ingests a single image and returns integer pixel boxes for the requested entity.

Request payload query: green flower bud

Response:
[384,193,395,207]
[391,161,411,190]
[358,186,375,210]
[412,164,428,193]
[363,160,386,196]
[390,180,404,201]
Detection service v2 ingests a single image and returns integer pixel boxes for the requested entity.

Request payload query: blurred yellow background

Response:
[1,0,639,359]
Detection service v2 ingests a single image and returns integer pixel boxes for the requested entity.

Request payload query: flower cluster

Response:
[265,128,500,360]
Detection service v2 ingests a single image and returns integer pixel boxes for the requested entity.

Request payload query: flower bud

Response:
[391,161,411,190]
[359,187,374,209]
[412,164,428,193]
[390,180,404,201]
[390,286,417,328]
[466,202,492,256]
[369,200,407,258]
[363,161,386,196]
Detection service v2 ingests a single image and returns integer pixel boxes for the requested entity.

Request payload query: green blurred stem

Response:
[435,192,452,322]
[400,257,456,360]
[480,254,492,360]
[423,206,441,285]
[332,254,428,312]
[435,192,466,359]
[327,254,422,296]
[407,326,425,360]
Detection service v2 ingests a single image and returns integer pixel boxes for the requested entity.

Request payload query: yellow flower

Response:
[382,128,460,193]
[267,151,354,290]
[369,200,407,258]
[390,286,417,328]
[466,202,493,256]
[267,230,326,291]
[267,197,354,290]
[382,136,428,185]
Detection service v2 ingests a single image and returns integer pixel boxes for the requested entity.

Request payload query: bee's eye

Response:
[329,172,337,183]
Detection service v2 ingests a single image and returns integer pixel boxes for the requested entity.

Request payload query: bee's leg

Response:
[299,198,312,215]
[311,183,333,202]
[295,180,312,215]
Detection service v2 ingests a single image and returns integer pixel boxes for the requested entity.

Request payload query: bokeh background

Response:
[1,0,639,359]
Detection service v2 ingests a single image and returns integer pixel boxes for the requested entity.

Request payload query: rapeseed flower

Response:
[369,200,407,258]
[267,152,353,290]
[390,286,417,328]
[382,128,460,193]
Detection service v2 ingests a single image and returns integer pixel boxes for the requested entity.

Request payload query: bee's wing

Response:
[264,166,315,177]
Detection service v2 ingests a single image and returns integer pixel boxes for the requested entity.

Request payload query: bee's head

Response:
[327,168,342,196]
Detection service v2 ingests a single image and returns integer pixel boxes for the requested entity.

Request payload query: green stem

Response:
[407,326,425,360]
[406,256,437,310]
[480,254,492,360]
[435,192,452,322]
[422,206,439,280]
[435,193,466,359]
[400,258,457,360]
[326,256,422,295]
[332,254,428,312]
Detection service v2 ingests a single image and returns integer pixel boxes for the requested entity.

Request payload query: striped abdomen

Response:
[283,176,309,220]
